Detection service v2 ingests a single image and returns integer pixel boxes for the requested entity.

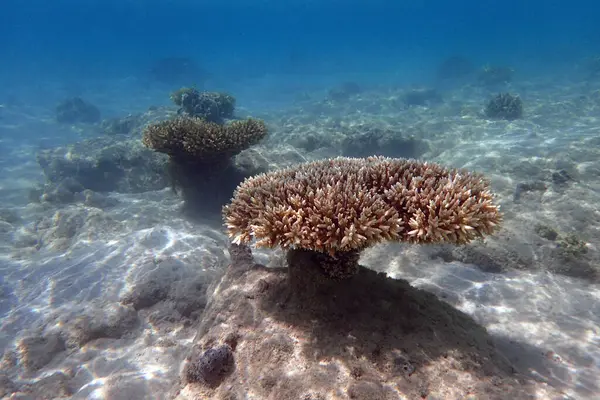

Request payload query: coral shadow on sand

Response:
[182,245,565,399]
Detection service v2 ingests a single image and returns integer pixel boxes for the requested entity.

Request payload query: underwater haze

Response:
[1,0,600,399]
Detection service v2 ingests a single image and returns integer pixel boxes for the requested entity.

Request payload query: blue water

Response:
[1,1,600,399]
[2,0,598,89]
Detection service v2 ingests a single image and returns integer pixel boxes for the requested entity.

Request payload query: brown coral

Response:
[142,116,267,162]
[223,156,501,258]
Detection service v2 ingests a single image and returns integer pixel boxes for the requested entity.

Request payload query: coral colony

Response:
[224,156,502,278]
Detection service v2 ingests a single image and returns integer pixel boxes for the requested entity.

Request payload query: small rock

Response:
[184,344,234,387]
[552,169,573,185]
[534,224,559,241]
[62,303,138,348]
[83,190,118,208]
[513,180,547,202]
[16,333,66,372]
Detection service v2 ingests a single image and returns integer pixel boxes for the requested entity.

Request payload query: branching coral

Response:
[170,87,235,123]
[223,156,502,278]
[142,116,268,216]
[484,93,523,120]
[142,116,267,162]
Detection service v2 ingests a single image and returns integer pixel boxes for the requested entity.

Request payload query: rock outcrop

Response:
[175,244,563,399]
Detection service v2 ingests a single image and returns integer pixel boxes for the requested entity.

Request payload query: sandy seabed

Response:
[0,72,599,399]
